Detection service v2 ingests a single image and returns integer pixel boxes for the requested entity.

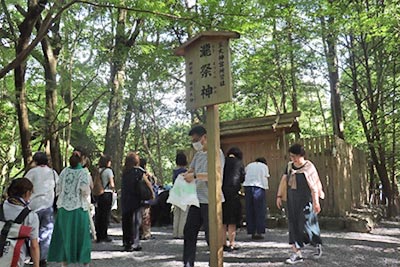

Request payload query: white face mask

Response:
[192,141,203,151]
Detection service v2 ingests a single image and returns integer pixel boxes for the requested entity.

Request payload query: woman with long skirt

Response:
[47,153,91,266]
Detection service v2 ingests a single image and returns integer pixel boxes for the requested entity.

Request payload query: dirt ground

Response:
[44,220,400,267]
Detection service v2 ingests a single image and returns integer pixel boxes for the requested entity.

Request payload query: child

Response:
[2,178,40,267]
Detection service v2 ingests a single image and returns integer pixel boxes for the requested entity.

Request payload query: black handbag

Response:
[137,178,153,201]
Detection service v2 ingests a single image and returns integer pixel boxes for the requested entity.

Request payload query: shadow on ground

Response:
[44,219,400,267]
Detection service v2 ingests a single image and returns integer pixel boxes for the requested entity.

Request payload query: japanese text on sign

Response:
[183,38,233,109]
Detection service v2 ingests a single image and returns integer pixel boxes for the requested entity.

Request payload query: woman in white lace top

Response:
[47,153,91,266]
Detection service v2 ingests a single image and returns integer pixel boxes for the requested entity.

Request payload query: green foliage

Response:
[0,0,399,188]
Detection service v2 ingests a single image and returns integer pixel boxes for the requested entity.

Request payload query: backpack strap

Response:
[0,221,12,257]
[14,207,31,224]
[0,204,5,221]
[0,205,30,257]
[287,162,292,179]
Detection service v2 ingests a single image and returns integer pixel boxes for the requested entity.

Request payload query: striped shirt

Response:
[190,149,225,204]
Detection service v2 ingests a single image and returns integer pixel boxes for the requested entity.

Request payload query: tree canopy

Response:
[0,0,399,214]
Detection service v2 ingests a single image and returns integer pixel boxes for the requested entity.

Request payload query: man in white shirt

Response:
[25,152,58,266]
[243,157,270,240]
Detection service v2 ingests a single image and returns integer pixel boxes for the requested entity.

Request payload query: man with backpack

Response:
[1,178,40,267]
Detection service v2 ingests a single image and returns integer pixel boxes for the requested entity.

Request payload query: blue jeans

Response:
[245,186,266,235]
[36,206,55,260]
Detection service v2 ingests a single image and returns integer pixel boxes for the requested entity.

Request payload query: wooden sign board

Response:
[174,31,240,267]
[175,31,240,109]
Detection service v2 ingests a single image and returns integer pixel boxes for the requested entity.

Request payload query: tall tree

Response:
[320,0,345,139]
[343,0,399,215]
[14,0,48,167]
[38,15,62,172]
[104,6,142,180]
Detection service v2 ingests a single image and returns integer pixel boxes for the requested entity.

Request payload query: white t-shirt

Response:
[243,162,270,189]
[25,165,59,211]
[3,200,39,267]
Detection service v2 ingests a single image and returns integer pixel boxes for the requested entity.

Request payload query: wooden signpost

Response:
[175,31,240,267]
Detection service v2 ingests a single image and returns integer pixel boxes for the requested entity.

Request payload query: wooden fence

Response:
[219,133,368,217]
[295,136,369,216]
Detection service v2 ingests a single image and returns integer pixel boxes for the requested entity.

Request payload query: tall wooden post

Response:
[174,31,240,267]
[206,104,223,267]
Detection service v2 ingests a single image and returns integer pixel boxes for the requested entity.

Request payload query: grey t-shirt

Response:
[100,168,114,191]
[3,200,39,267]
[190,149,225,204]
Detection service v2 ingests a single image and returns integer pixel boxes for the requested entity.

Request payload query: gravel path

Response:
[45,220,400,267]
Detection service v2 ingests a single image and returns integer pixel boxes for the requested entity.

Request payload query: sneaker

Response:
[121,246,134,252]
[133,246,142,251]
[223,245,232,252]
[285,253,304,264]
[314,244,322,258]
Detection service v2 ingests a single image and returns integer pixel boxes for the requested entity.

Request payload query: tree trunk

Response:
[104,9,126,182]
[286,11,298,113]
[287,15,300,139]
[272,18,287,114]
[15,70,32,168]
[360,34,393,213]
[119,88,138,189]
[320,7,345,139]
[121,85,138,154]
[14,1,47,168]
[390,61,399,214]
[104,9,142,181]
[347,34,393,216]
[40,18,62,172]
[148,87,163,183]
[65,63,74,166]
[316,87,329,135]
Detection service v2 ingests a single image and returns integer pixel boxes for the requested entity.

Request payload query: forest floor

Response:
[44,219,400,267]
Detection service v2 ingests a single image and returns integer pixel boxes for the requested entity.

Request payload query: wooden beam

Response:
[206,104,223,267]
[174,31,240,56]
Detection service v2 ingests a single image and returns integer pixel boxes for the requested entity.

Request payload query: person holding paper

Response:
[172,152,188,239]
[182,125,225,267]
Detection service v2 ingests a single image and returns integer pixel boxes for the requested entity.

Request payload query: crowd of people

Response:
[0,125,325,267]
